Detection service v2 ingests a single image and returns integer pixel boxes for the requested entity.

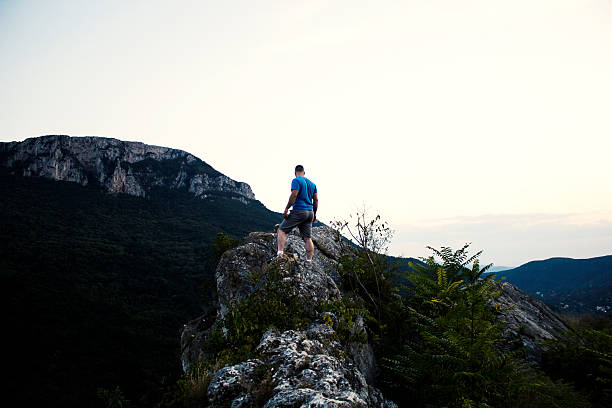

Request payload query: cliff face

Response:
[0,135,255,203]
[181,225,572,407]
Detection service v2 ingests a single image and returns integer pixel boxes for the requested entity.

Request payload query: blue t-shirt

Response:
[291,176,317,211]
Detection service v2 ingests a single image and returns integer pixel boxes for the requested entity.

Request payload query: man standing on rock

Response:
[276,165,318,262]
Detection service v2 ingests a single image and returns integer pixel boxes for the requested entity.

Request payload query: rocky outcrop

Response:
[0,135,255,202]
[491,280,571,363]
[181,225,393,407]
[206,323,392,408]
[213,230,342,323]
[182,225,573,406]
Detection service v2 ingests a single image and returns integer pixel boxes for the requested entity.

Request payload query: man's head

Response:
[295,164,305,177]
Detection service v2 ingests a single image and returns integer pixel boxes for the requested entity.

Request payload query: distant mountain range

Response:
[497,255,612,314]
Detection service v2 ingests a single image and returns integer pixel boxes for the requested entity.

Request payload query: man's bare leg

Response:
[304,238,314,261]
[277,229,287,255]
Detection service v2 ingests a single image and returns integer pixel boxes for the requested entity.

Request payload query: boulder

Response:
[207,322,396,408]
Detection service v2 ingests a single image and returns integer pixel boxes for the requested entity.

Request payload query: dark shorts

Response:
[279,210,314,239]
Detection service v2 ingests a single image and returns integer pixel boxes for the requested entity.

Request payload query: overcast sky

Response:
[1,0,611,266]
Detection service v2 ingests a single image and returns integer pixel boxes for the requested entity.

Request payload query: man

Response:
[276,164,318,262]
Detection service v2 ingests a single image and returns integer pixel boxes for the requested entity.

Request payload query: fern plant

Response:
[382,243,589,408]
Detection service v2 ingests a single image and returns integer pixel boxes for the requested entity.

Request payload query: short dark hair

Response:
[295,165,304,173]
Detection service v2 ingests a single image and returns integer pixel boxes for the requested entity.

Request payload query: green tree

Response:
[383,243,589,408]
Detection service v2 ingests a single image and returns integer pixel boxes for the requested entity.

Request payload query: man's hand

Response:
[312,213,316,223]
[283,190,298,220]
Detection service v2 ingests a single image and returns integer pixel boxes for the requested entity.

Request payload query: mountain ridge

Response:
[0,134,255,203]
[499,254,612,313]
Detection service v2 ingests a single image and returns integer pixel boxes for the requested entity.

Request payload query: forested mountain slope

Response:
[1,135,281,406]
[500,255,612,313]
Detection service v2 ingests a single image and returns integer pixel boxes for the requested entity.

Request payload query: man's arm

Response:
[312,192,318,222]
[283,190,299,219]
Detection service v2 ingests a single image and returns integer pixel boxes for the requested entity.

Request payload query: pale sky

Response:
[1,0,611,266]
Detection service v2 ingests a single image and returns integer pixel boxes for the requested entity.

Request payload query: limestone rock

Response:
[206,322,396,408]
[181,225,394,407]
[210,224,347,319]
[0,134,255,202]
[214,228,343,322]
[181,314,217,373]
[491,280,572,363]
